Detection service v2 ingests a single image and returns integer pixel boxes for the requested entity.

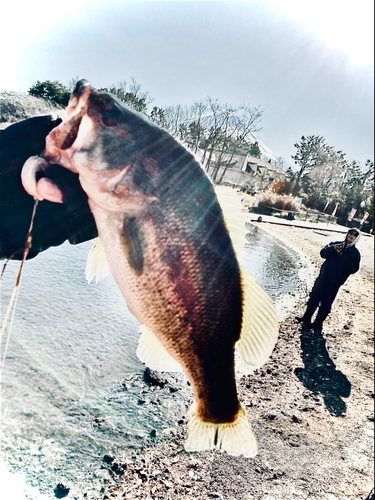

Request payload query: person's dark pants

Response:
[302,278,340,329]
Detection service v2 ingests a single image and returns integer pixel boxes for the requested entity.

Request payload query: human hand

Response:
[0,115,97,260]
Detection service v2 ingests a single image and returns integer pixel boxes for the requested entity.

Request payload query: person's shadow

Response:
[294,328,351,416]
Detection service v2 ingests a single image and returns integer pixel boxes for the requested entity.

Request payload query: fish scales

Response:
[21,80,279,457]
[92,175,243,424]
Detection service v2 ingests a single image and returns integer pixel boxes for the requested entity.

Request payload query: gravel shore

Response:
[98,223,374,500]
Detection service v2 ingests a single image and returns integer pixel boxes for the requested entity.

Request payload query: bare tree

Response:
[276,157,287,170]
[201,98,226,175]
[129,77,153,106]
[164,104,190,136]
[68,76,80,91]
[189,100,208,153]
[214,104,263,183]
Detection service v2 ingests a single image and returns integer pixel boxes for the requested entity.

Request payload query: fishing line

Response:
[0,199,39,458]
[0,200,39,340]
[1,288,20,371]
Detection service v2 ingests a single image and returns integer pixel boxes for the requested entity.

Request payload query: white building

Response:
[196,149,287,192]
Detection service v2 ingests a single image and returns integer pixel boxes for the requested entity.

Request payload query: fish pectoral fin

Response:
[185,402,258,458]
[237,269,279,370]
[85,238,111,283]
[136,325,184,373]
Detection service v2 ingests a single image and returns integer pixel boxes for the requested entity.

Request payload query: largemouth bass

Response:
[21,80,278,457]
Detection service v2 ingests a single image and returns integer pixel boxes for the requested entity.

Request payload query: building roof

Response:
[195,148,286,181]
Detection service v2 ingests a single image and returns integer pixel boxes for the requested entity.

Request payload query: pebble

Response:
[262,412,278,421]
[143,368,168,388]
[292,415,303,424]
[53,483,70,498]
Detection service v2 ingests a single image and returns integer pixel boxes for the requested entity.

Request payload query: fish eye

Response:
[102,115,117,127]
[101,106,124,127]
[101,107,122,127]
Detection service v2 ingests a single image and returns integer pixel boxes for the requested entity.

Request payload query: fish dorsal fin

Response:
[215,186,279,369]
[85,238,111,283]
[136,325,184,372]
[238,268,279,369]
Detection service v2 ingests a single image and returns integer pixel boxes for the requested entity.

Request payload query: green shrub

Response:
[28,80,71,107]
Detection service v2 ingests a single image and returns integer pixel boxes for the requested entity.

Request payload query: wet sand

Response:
[100,223,374,500]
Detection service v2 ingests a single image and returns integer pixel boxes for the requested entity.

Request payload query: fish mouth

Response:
[55,81,121,152]
[60,81,93,150]
[72,79,90,98]
[59,112,84,150]
[44,81,93,158]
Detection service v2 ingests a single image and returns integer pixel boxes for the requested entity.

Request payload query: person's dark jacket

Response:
[0,115,97,260]
[318,241,360,287]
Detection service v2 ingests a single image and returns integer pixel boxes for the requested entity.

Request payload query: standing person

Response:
[296,228,361,332]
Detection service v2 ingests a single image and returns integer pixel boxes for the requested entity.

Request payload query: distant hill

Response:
[0,91,62,127]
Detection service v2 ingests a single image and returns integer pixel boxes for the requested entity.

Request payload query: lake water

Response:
[0,225,305,499]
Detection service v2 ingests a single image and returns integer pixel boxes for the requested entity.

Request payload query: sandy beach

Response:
[1,105,373,500]
[98,221,374,500]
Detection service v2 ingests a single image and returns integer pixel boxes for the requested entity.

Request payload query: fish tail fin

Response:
[85,237,111,283]
[185,402,258,458]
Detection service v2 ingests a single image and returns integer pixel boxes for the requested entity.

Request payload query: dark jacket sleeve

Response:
[340,247,360,275]
[0,115,97,260]
[320,242,340,259]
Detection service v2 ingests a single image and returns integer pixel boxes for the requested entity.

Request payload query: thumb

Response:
[36,177,64,203]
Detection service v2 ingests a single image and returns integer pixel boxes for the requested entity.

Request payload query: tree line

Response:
[28,79,265,183]
[287,135,374,228]
[28,79,374,229]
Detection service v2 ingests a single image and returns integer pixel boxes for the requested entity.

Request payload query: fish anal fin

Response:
[86,238,111,283]
[237,269,279,370]
[136,325,183,372]
[185,402,257,458]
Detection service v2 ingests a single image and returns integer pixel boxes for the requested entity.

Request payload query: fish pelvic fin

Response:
[136,325,184,372]
[238,268,279,370]
[185,402,258,458]
[85,238,111,283]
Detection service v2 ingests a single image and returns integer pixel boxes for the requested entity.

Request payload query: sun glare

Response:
[275,0,374,67]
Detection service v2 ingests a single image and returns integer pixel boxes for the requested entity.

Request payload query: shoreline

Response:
[2,223,373,500]
[99,223,374,500]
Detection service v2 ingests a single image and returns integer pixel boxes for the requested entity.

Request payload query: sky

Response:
[1,0,373,168]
